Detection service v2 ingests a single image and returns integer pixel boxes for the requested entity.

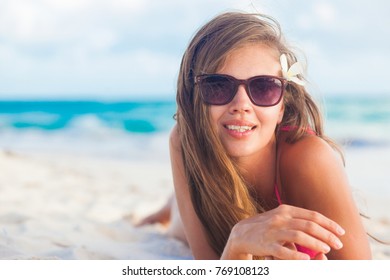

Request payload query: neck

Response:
[234,136,278,207]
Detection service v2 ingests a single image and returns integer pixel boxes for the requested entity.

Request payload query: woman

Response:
[139,11,371,260]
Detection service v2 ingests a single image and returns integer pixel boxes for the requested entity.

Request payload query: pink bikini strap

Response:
[280,125,316,135]
[274,183,283,205]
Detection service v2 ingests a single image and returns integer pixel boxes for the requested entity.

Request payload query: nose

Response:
[228,84,253,113]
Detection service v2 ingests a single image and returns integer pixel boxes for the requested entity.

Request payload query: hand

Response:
[221,204,345,260]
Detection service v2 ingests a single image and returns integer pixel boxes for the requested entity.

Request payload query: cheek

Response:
[278,102,285,124]
[209,106,225,129]
[277,108,284,124]
[256,105,284,127]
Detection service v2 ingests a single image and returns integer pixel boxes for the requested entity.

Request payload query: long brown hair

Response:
[175,12,340,256]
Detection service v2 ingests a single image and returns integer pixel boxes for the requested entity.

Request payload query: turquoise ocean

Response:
[0,96,389,161]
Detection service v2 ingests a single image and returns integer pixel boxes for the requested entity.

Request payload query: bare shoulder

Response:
[278,134,371,259]
[278,135,346,207]
[281,135,343,171]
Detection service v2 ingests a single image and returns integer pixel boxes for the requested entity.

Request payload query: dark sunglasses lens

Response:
[249,77,283,106]
[199,76,235,105]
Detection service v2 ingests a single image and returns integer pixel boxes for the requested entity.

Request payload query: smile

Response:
[225,125,254,132]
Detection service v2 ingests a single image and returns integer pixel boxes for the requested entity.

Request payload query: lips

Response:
[223,121,257,137]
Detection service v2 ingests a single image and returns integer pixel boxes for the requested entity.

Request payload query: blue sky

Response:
[0,0,389,100]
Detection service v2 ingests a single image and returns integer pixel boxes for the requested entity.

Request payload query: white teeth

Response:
[226,125,253,132]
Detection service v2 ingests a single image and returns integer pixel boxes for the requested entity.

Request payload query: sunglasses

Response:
[194,74,286,107]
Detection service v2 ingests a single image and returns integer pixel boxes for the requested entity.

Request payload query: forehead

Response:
[217,43,281,78]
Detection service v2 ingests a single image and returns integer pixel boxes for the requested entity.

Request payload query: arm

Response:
[171,126,347,260]
[279,136,372,259]
[169,126,219,259]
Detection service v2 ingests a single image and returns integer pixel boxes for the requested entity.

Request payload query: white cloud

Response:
[0,0,148,46]
[0,0,262,98]
[0,0,389,98]
[313,2,337,27]
[295,2,338,31]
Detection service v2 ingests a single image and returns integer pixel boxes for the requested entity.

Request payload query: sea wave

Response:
[0,100,176,134]
[0,97,389,157]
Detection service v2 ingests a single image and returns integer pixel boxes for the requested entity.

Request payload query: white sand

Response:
[0,150,191,259]
[0,147,389,260]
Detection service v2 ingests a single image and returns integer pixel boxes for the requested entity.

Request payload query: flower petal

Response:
[280,54,288,74]
[288,62,304,76]
[290,76,306,86]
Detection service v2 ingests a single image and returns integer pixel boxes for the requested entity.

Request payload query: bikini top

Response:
[274,125,318,259]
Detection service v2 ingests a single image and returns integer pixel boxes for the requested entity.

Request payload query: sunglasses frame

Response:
[194,74,287,107]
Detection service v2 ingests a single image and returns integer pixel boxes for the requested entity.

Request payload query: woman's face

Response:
[209,44,284,159]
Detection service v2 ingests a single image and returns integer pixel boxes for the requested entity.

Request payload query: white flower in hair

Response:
[280,54,306,86]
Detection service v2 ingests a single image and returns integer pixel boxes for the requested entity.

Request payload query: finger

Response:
[283,242,297,251]
[243,209,342,253]
[268,244,310,260]
[289,219,344,251]
[277,205,345,236]
[277,230,332,255]
[270,242,297,260]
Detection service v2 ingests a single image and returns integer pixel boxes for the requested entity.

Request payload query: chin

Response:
[225,146,257,159]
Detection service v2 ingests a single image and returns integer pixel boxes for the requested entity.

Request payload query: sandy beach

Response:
[0,146,389,260]
[0,149,192,260]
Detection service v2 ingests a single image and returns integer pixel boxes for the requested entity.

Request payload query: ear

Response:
[277,102,285,124]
